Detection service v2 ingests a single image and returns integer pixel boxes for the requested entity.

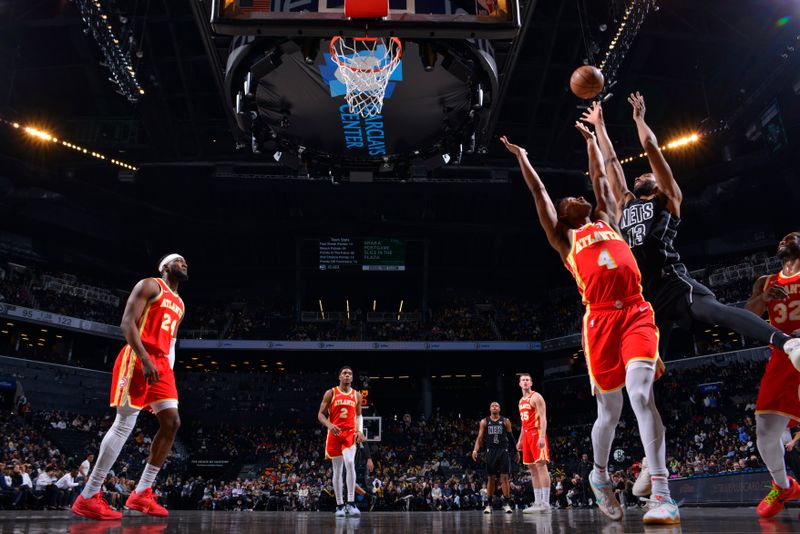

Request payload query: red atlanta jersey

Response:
[518,392,541,432]
[329,387,358,430]
[764,271,800,335]
[136,278,185,357]
[564,220,644,305]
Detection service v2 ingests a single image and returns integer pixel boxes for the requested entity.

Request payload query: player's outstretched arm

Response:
[318,389,340,435]
[472,419,487,461]
[500,136,570,259]
[581,102,633,214]
[628,92,683,217]
[575,123,618,230]
[120,278,161,385]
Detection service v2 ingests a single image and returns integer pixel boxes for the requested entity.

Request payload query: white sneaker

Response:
[785,338,800,371]
[335,505,346,517]
[346,503,360,516]
[633,457,651,497]
[503,503,513,514]
[522,502,543,513]
[642,495,680,525]
[539,503,552,513]
[484,504,492,514]
[588,470,623,521]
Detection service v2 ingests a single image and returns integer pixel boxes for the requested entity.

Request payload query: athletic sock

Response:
[592,465,610,483]
[650,476,670,499]
[135,463,160,493]
[534,487,542,504]
[542,487,550,506]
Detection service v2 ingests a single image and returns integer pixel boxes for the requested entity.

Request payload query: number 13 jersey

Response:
[564,220,644,306]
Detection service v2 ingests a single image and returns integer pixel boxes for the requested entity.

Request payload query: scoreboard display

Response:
[318,238,405,271]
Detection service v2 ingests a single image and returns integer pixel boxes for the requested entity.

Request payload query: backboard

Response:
[211,0,520,39]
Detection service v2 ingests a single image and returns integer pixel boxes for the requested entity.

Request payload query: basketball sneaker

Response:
[125,488,169,517]
[522,502,543,513]
[346,502,361,516]
[484,504,492,514]
[785,338,800,372]
[633,457,651,497]
[642,495,680,525]
[503,502,513,514]
[335,504,346,517]
[757,477,800,518]
[589,470,623,521]
[71,492,123,520]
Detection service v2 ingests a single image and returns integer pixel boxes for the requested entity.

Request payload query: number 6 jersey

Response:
[564,220,644,306]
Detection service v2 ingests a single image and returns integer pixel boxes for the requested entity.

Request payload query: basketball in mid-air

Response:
[570,65,604,100]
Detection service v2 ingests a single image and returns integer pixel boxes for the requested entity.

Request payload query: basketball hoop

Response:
[330,36,402,119]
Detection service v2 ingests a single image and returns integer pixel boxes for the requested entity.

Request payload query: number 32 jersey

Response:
[564,220,644,306]
[138,277,185,358]
[764,271,800,335]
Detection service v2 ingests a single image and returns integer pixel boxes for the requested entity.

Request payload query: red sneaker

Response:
[125,488,169,517]
[71,492,123,520]
[757,477,800,518]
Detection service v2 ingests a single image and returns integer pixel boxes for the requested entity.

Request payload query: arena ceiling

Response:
[0,0,797,288]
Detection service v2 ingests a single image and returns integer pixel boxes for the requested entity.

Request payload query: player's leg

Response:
[756,413,800,517]
[689,291,796,353]
[625,363,679,524]
[522,463,540,513]
[72,405,138,519]
[485,474,496,513]
[125,401,179,517]
[332,455,345,512]
[588,389,624,520]
[343,443,359,515]
[535,463,551,511]
[500,472,513,513]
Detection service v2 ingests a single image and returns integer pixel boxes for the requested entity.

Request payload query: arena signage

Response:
[0,303,123,339]
[178,339,542,351]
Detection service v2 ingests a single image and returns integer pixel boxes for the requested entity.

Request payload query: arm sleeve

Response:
[506,429,516,454]
[356,414,363,433]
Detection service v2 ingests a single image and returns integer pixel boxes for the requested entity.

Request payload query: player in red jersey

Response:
[72,254,187,521]
[501,124,679,525]
[746,232,800,517]
[516,373,551,513]
[318,366,366,517]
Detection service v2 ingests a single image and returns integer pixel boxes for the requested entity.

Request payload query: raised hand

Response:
[581,101,604,126]
[628,91,646,121]
[500,136,527,158]
[575,121,596,141]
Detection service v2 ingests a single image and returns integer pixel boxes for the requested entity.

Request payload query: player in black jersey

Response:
[472,402,517,514]
[581,93,800,496]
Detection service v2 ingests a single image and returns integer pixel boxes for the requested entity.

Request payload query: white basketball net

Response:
[330,36,402,119]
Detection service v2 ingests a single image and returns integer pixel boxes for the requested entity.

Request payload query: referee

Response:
[472,401,517,513]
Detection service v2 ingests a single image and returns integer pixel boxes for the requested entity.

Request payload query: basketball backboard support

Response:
[211,0,520,39]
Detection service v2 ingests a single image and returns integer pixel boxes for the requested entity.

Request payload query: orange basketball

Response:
[570,65,604,100]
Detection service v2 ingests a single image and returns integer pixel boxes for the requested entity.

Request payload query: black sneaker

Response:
[368,494,377,512]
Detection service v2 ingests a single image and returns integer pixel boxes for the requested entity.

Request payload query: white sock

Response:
[332,456,344,505]
[135,463,161,493]
[757,413,791,489]
[591,466,610,484]
[542,486,550,506]
[626,365,670,498]
[534,487,542,504]
[81,409,138,499]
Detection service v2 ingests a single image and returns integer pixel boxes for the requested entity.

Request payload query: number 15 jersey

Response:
[564,220,644,306]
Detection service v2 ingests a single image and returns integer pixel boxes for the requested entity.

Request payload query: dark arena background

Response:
[1,0,800,532]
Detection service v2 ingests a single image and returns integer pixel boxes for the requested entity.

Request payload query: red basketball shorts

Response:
[325,428,356,459]
[582,295,664,394]
[520,429,550,465]
[756,347,800,424]
[110,345,178,410]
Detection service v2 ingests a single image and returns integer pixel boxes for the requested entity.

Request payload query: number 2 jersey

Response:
[564,219,644,306]
[329,387,357,431]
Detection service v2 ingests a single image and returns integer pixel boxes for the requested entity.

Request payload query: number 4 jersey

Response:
[564,219,644,306]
